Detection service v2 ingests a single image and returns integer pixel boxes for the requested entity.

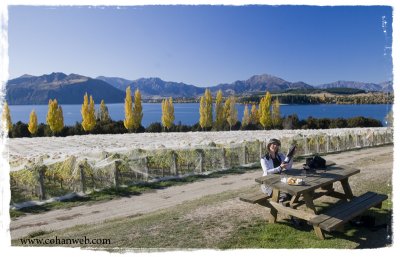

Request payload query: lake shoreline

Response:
[8,103,392,127]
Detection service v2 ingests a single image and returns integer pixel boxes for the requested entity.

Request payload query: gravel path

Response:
[10,145,393,239]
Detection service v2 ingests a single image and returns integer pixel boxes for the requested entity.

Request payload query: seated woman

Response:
[260,138,294,201]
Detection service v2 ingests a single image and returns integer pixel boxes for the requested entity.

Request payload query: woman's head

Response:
[267,138,281,153]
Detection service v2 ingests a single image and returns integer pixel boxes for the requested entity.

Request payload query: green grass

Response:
[219,182,392,249]
[12,181,392,249]
[218,214,391,249]
[10,166,255,219]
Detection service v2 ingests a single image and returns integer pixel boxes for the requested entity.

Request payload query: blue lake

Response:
[9,103,392,127]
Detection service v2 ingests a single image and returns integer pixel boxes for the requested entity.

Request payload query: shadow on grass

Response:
[282,209,391,249]
[286,208,392,248]
[327,209,392,248]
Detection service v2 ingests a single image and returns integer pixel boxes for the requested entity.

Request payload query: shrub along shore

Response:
[9,115,382,138]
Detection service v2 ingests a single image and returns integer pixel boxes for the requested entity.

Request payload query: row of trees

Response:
[1,87,386,138]
[240,92,393,105]
[2,87,283,136]
[198,89,281,131]
[6,115,384,138]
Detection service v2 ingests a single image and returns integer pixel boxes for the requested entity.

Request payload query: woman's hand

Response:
[280,163,288,170]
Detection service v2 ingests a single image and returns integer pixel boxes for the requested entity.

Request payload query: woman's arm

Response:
[260,157,282,176]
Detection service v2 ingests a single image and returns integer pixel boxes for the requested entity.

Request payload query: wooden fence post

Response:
[143,157,149,181]
[304,137,309,155]
[114,160,120,188]
[259,141,264,158]
[37,165,46,200]
[171,151,178,175]
[222,148,227,169]
[326,135,330,152]
[198,150,204,173]
[336,137,340,151]
[79,164,86,193]
[242,145,248,165]
[372,132,376,146]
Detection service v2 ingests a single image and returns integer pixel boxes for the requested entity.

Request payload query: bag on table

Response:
[304,155,326,170]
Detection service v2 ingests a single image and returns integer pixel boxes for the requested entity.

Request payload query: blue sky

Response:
[8,5,393,87]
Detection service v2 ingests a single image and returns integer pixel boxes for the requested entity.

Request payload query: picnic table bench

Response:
[309,191,387,233]
[241,160,388,239]
[239,192,269,206]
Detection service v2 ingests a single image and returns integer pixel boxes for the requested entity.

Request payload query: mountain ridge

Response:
[6,72,393,105]
[6,72,125,104]
[316,80,392,92]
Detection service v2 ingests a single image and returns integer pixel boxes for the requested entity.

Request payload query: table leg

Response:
[302,192,317,214]
[314,226,326,240]
[290,195,300,208]
[268,188,280,223]
[340,178,354,199]
[303,192,325,239]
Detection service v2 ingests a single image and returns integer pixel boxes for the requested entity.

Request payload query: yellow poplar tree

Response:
[259,92,272,129]
[168,97,175,128]
[242,104,250,128]
[56,106,64,132]
[46,99,56,132]
[81,93,96,132]
[271,98,281,128]
[161,99,167,129]
[205,89,213,127]
[46,99,64,133]
[199,89,212,129]
[214,90,224,130]
[224,96,237,130]
[162,97,174,130]
[28,109,38,135]
[124,86,134,131]
[99,99,110,122]
[1,102,12,132]
[250,104,259,125]
[199,95,206,129]
[133,88,143,131]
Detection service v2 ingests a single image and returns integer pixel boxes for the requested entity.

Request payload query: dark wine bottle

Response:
[283,145,296,163]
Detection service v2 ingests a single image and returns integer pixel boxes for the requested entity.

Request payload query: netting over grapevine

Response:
[10,128,393,203]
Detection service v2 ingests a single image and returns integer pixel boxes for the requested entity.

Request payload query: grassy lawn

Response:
[12,182,392,249]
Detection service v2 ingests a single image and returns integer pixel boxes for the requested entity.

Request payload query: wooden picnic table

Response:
[255,163,370,239]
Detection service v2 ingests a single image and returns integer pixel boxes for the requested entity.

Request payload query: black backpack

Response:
[305,155,326,169]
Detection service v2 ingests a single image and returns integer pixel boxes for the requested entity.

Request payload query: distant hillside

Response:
[96,76,133,91]
[98,74,314,98]
[6,72,125,104]
[98,76,206,98]
[128,77,205,98]
[7,72,393,105]
[210,74,314,95]
[379,81,393,92]
[316,80,393,92]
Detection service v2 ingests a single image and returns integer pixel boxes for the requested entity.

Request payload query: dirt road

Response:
[10,145,393,239]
